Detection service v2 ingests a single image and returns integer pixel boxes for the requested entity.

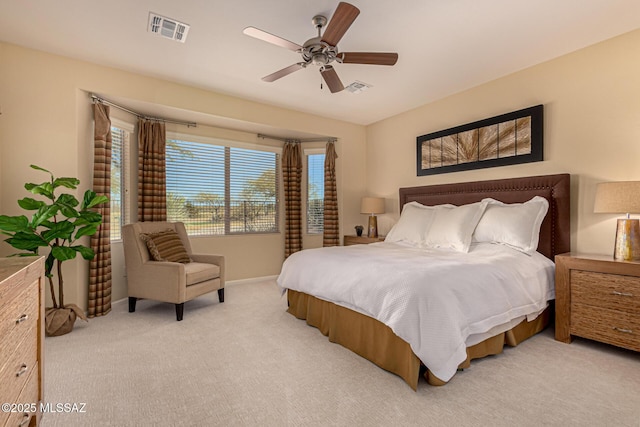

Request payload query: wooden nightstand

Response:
[555,253,640,352]
[343,235,385,246]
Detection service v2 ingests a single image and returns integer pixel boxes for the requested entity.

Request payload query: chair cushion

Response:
[184,262,221,286]
[140,229,191,263]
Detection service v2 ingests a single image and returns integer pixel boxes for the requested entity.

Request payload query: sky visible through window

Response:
[165,139,279,235]
[165,140,275,199]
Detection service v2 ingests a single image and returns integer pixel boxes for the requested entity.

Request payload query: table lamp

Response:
[594,181,640,261]
[361,197,385,238]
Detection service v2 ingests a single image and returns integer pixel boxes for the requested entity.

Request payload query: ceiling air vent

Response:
[345,81,372,94]
[148,12,190,43]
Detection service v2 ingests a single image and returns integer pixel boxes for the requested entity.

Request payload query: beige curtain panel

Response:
[282,141,302,258]
[88,102,112,317]
[137,119,167,222]
[323,141,339,247]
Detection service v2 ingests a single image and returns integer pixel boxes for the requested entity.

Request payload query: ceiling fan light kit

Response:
[243,2,398,93]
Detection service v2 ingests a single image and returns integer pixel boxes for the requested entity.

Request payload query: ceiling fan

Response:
[242,2,398,93]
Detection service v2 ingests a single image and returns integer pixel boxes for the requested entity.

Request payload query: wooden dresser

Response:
[0,257,45,427]
[555,253,640,352]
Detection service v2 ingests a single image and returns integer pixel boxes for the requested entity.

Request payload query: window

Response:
[166,136,280,236]
[306,152,325,234]
[110,121,132,241]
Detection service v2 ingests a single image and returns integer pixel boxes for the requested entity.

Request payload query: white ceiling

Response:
[1,0,640,130]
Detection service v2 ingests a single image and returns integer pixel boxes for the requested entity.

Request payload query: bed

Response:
[277,174,570,390]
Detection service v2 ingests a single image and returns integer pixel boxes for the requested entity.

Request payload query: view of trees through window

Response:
[110,126,126,240]
[166,139,279,236]
[307,153,325,234]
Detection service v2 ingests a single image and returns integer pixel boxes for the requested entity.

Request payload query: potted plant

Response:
[0,165,108,336]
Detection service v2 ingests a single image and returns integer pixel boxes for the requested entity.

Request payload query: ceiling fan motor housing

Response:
[302,36,338,66]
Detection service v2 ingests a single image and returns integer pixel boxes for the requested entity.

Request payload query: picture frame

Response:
[416,105,543,176]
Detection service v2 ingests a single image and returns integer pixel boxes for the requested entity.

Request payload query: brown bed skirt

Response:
[287,289,549,390]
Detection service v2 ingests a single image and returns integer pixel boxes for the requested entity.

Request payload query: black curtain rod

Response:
[90,94,197,128]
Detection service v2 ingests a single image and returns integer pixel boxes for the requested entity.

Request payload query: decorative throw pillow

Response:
[473,196,549,255]
[423,201,488,252]
[385,202,453,246]
[140,229,191,263]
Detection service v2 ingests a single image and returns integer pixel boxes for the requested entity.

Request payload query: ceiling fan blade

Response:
[339,52,398,66]
[320,66,344,93]
[321,2,360,47]
[262,63,306,82]
[243,26,302,52]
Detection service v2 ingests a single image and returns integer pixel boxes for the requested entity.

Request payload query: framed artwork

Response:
[417,105,543,176]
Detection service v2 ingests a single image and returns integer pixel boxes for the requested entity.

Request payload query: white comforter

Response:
[276,241,555,382]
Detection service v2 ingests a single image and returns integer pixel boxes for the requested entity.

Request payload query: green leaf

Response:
[5,232,48,251]
[75,211,102,225]
[72,245,95,260]
[52,246,77,261]
[0,215,30,232]
[42,220,75,242]
[30,164,52,176]
[58,205,79,219]
[40,220,55,229]
[25,182,54,200]
[30,205,60,228]
[17,197,46,211]
[44,253,55,277]
[82,190,109,209]
[74,224,98,240]
[57,193,80,208]
[55,194,80,218]
[53,177,80,189]
[92,195,109,207]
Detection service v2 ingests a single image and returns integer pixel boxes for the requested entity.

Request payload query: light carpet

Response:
[41,279,640,427]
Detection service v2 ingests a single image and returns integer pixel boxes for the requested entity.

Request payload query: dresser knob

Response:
[613,327,633,334]
[15,313,28,324]
[612,291,634,297]
[16,364,28,377]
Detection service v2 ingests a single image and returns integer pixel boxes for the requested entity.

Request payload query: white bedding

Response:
[276,241,555,382]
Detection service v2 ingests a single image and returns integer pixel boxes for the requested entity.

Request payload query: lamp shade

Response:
[594,181,640,214]
[361,197,385,215]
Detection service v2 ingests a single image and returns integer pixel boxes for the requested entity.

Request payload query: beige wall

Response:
[367,29,640,256]
[3,28,638,311]
[0,42,367,309]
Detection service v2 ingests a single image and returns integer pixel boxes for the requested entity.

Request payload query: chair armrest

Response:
[190,254,225,285]
[127,261,187,303]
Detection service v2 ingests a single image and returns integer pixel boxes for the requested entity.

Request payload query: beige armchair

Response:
[122,221,225,321]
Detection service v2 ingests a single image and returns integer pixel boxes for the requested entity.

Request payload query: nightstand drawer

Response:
[571,270,640,312]
[571,304,640,351]
[344,235,384,246]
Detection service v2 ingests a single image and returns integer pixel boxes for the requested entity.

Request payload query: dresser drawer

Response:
[571,270,640,312]
[0,325,38,409]
[1,368,39,427]
[0,284,39,367]
[0,260,43,307]
[571,303,640,352]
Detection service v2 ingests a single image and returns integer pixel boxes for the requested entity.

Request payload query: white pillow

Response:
[424,201,488,252]
[473,196,549,255]
[385,202,450,246]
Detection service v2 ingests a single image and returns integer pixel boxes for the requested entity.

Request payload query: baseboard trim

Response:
[227,275,278,286]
